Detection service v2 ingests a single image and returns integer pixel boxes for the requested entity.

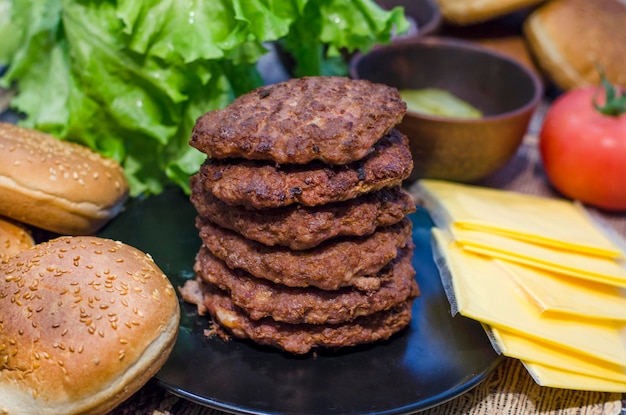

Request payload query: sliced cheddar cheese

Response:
[419,179,623,258]
[486,325,626,382]
[523,361,626,392]
[496,260,626,321]
[451,227,626,287]
[432,228,626,366]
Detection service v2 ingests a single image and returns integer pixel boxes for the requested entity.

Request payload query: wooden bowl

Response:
[350,37,543,183]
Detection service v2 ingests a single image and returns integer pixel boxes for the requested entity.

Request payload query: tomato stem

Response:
[592,71,626,117]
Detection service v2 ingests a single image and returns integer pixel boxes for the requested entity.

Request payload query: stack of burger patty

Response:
[183,76,419,354]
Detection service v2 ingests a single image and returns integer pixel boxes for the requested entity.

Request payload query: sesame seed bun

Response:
[0,216,34,260]
[524,0,626,90]
[0,123,129,235]
[0,236,180,415]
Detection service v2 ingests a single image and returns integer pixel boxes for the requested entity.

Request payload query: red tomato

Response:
[539,85,626,211]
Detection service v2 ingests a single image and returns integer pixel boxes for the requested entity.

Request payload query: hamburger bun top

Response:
[524,0,626,90]
[0,216,34,260]
[436,0,545,25]
[0,123,129,235]
[0,236,180,415]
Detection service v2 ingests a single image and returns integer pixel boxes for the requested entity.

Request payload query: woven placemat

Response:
[418,358,622,415]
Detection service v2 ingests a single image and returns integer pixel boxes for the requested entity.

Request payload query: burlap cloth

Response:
[111,106,626,414]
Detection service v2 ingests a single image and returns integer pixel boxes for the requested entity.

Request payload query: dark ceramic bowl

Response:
[376,0,442,40]
[350,37,543,183]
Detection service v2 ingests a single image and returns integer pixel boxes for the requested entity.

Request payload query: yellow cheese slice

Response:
[522,361,626,392]
[432,228,626,366]
[496,260,626,320]
[419,179,622,258]
[451,227,626,287]
[486,325,626,382]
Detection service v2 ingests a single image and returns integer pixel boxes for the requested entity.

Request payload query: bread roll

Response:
[436,0,545,25]
[524,0,626,91]
[0,123,129,235]
[0,236,180,415]
[0,216,34,260]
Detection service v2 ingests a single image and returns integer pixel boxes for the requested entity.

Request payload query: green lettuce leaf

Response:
[0,0,407,196]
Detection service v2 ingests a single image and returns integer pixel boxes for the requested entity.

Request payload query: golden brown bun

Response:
[436,0,545,25]
[0,236,180,415]
[0,123,129,235]
[524,0,626,90]
[0,216,34,260]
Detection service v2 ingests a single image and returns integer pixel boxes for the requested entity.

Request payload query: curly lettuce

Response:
[0,0,407,196]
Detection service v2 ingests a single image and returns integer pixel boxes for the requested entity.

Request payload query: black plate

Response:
[99,187,501,415]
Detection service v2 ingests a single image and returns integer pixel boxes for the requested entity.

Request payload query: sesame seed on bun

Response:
[0,236,180,415]
[0,123,129,235]
[0,216,34,260]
